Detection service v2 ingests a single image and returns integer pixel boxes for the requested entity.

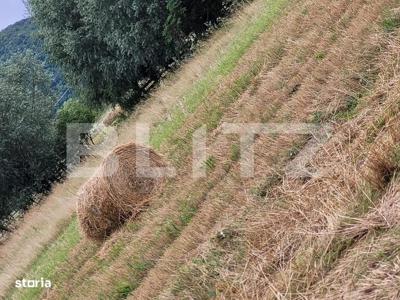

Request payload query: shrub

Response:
[56,98,101,137]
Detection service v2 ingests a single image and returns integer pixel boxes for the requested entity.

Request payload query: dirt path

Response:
[0,1,263,296]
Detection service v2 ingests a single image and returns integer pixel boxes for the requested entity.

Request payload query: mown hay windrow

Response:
[363,122,400,190]
[77,143,166,241]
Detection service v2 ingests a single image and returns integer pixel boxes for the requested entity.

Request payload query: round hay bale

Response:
[77,143,165,240]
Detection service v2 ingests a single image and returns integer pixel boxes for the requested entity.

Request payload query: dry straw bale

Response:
[77,143,166,240]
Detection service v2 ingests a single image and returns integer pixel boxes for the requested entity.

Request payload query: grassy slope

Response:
[6,0,400,299]
[8,219,80,299]
[160,1,400,299]
[6,0,290,299]
[150,0,289,149]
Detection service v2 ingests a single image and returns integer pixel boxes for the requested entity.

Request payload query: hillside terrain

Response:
[0,19,39,62]
[2,0,400,299]
[0,18,68,102]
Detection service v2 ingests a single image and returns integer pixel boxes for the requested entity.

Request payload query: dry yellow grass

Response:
[152,1,400,299]
[196,2,400,299]
[5,0,400,299]
[128,1,395,299]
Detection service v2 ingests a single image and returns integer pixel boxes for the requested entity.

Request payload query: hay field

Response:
[4,0,400,299]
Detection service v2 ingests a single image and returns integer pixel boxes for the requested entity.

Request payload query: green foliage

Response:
[162,198,199,239]
[6,218,80,299]
[0,19,40,62]
[29,0,241,109]
[315,51,326,60]
[0,18,69,94]
[114,281,134,299]
[179,200,198,226]
[172,249,223,298]
[56,99,100,137]
[382,12,400,32]
[230,144,241,162]
[334,95,360,121]
[0,51,59,223]
[163,218,182,239]
[318,237,354,271]
[205,156,217,171]
[164,0,187,44]
[54,98,101,172]
[150,0,289,149]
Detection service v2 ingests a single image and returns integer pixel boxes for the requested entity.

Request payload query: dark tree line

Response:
[0,51,99,226]
[29,0,240,108]
[0,52,59,223]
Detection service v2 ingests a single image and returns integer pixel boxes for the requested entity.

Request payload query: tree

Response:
[28,0,112,104]
[0,51,58,222]
[29,0,240,109]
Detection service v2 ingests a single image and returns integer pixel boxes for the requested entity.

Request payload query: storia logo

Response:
[15,278,52,289]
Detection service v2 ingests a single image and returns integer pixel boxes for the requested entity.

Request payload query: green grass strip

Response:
[6,218,80,300]
[150,0,289,149]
